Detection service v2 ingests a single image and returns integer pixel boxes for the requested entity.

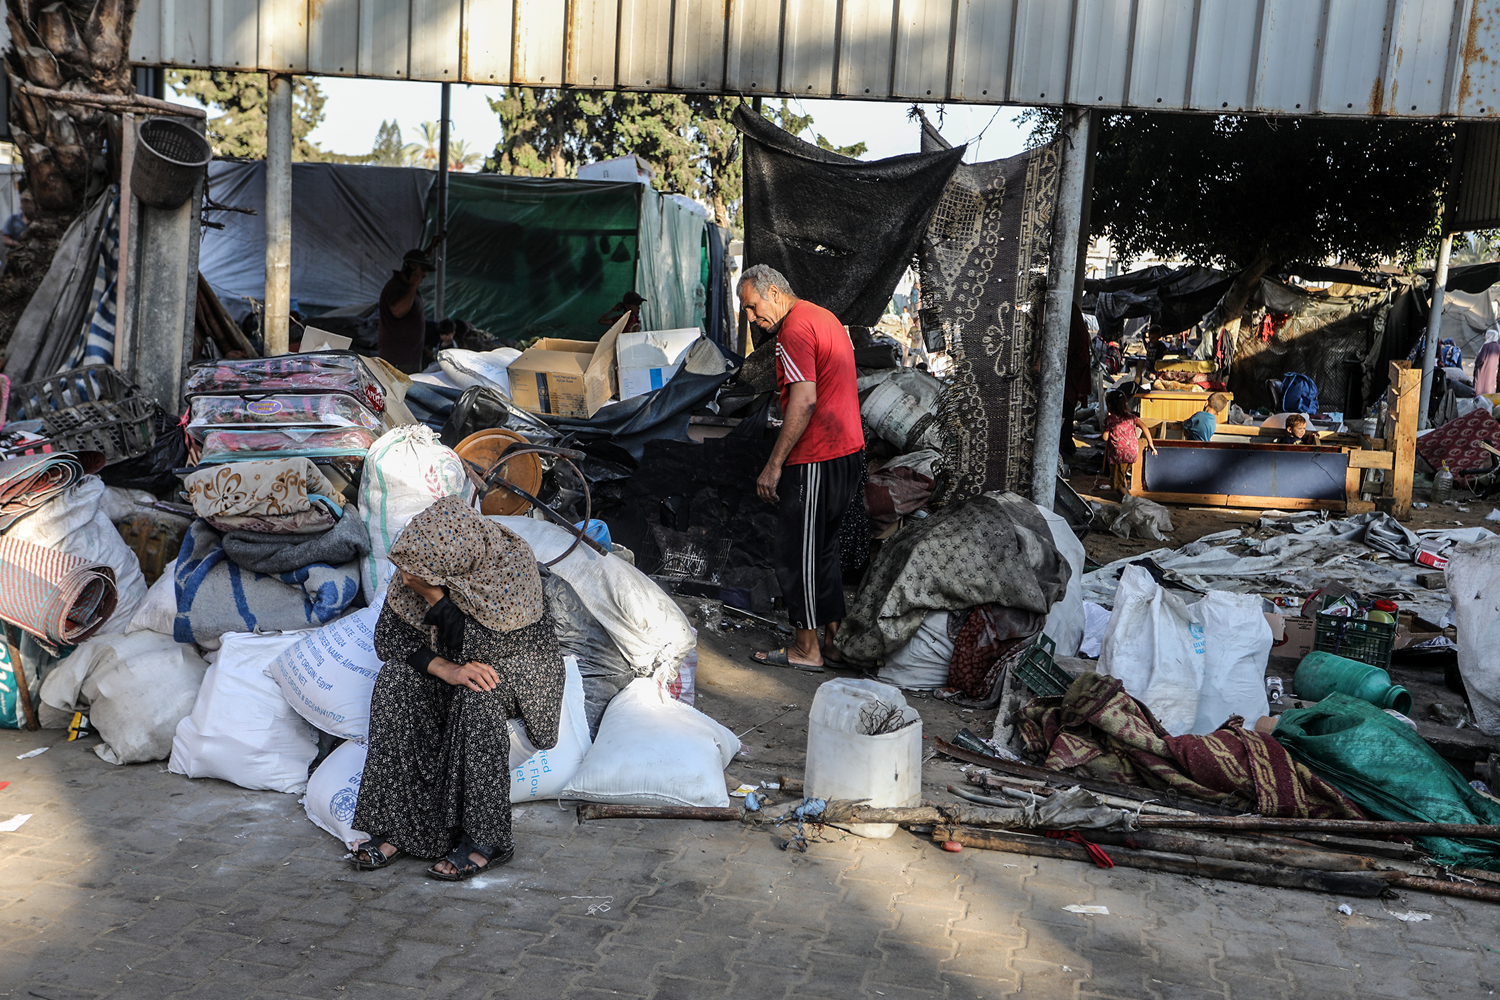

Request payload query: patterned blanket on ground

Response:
[1019,671,1364,818]
[173,519,360,645]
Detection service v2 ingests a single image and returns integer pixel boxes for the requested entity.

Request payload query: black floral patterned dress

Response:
[352,599,564,859]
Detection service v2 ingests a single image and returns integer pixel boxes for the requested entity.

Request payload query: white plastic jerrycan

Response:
[804,678,923,838]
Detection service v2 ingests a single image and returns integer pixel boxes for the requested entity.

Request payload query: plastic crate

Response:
[38,396,158,465]
[11,364,137,420]
[1313,611,1396,671]
[1013,635,1073,697]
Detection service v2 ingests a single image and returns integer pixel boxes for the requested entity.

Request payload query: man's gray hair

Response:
[739,263,796,298]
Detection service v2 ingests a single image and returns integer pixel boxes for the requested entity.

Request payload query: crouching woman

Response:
[350,495,563,881]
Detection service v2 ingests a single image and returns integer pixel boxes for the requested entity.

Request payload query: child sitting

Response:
[1103,390,1157,493]
[1279,413,1319,446]
[1182,392,1230,441]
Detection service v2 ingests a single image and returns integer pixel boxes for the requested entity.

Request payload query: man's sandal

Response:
[350,838,402,870]
[748,648,825,673]
[427,837,513,882]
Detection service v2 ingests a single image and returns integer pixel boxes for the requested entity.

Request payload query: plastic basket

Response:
[11,364,138,420]
[1313,612,1396,671]
[1013,635,1073,697]
[38,396,158,465]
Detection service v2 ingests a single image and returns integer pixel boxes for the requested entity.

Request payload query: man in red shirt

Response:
[740,265,864,671]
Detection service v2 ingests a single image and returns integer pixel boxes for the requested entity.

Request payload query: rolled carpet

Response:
[0,534,118,646]
[0,451,105,532]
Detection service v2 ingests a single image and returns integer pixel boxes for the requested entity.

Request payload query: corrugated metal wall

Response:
[129,0,1500,119]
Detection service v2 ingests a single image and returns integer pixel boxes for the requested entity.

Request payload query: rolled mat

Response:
[0,451,105,532]
[0,534,117,646]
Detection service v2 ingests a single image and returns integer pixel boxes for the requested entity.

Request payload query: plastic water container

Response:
[861,380,931,452]
[804,678,923,839]
[574,518,612,549]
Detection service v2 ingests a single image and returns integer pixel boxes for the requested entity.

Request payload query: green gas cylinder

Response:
[1293,651,1412,714]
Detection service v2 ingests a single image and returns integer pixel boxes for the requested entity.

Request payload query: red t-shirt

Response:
[775,300,864,466]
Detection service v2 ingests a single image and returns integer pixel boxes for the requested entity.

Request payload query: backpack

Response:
[1280,372,1319,416]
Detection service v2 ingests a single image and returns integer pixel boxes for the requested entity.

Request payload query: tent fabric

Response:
[735,105,965,332]
[1438,286,1497,364]
[199,161,433,317]
[59,199,121,371]
[429,174,641,341]
[705,224,732,348]
[914,114,1062,504]
[634,188,707,333]
[4,188,117,386]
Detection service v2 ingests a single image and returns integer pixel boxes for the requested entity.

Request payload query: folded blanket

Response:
[0,534,117,646]
[221,505,370,575]
[184,457,345,534]
[0,451,104,532]
[173,519,360,645]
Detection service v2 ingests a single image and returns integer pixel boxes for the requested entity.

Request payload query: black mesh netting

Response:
[916,113,1062,504]
[735,106,965,335]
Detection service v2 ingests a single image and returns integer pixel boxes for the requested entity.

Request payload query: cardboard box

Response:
[616,328,702,401]
[507,318,624,418]
[1276,616,1316,659]
[300,327,352,352]
[1415,541,1450,570]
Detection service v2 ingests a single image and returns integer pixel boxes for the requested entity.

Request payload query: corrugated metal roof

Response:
[128,0,1500,118]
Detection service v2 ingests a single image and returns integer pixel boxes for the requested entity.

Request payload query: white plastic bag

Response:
[1098,565,1270,735]
[1448,537,1500,736]
[1038,506,1085,657]
[169,630,319,793]
[303,739,370,850]
[39,631,208,765]
[271,605,382,739]
[1110,495,1175,542]
[494,517,694,677]
[126,558,178,636]
[8,477,147,634]
[1079,601,1111,659]
[878,611,952,690]
[438,347,522,395]
[561,677,740,807]
[507,655,592,801]
[357,425,475,603]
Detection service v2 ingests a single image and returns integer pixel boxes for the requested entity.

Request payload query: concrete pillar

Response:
[1418,233,1453,430]
[436,82,451,321]
[1031,108,1095,510]
[264,73,293,355]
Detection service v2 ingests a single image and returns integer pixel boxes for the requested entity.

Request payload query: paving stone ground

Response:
[5,727,1500,1000]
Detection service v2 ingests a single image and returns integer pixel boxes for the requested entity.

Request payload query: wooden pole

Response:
[577,804,741,823]
[1386,360,1420,520]
[1138,815,1500,838]
[6,632,37,731]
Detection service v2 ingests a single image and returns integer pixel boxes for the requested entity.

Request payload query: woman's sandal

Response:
[427,836,514,882]
[349,838,402,870]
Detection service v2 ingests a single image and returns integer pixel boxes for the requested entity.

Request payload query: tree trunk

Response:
[1202,252,1275,356]
[0,0,138,352]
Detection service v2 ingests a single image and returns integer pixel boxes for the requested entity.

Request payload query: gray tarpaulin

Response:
[199,161,433,316]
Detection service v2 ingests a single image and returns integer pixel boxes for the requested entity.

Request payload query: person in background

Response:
[2,207,27,248]
[1060,305,1093,459]
[1475,328,1500,396]
[1279,413,1319,446]
[739,264,864,672]
[1183,392,1231,442]
[1438,337,1464,369]
[378,248,434,374]
[598,291,645,332]
[1103,389,1156,494]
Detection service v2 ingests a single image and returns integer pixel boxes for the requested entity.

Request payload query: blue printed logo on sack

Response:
[331,785,359,823]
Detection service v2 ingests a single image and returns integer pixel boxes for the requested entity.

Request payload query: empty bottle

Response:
[1433,461,1454,503]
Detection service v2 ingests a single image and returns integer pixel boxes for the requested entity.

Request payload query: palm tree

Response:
[404,121,442,168]
[447,139,480,172]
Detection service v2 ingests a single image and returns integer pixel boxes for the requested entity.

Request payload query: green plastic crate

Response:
[1013,635,1074,697]
[1313,611,1396,671]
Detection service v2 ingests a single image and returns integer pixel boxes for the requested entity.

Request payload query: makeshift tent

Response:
[199,161,433,320]
[426,174,710,340]
[1437,286,1497,364]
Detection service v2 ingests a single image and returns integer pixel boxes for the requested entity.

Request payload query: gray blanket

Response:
[839,492,1070,663]
[222,506,370,574]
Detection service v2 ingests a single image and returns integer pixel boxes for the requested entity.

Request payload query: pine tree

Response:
[369,120,405,166]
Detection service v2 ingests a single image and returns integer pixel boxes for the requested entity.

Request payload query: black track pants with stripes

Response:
[774,451,863,630]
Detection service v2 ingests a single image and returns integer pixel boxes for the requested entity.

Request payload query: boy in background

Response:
[1182,392,1230,441]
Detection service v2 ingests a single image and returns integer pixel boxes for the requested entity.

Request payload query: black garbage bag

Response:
[100,408,185,496]
[541,569,633,737]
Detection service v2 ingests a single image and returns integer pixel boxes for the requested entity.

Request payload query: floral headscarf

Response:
[384,496,544,637]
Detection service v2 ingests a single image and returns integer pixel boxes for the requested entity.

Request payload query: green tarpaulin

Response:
[426,174,706,342]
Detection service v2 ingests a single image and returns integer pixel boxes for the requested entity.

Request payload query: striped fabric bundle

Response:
[0,451,104,532]
[0,535,117,646]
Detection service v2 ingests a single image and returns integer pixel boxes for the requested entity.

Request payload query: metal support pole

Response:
[1418,233,1453,430]
[264,73,293,356]
[436,83,451,321]
[1031,108,1094,510]
[114,112,136,372]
